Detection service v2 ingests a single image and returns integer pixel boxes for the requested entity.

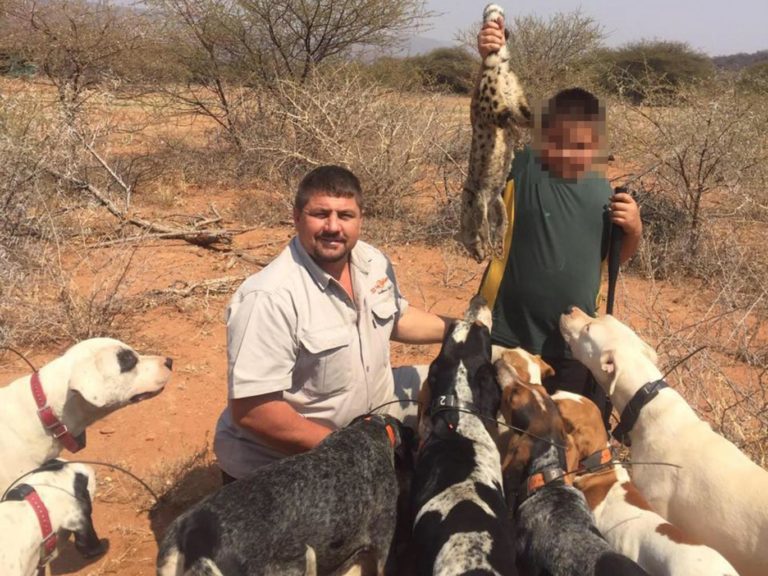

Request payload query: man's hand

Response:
[477,17,506,59]
[610,192,642,263]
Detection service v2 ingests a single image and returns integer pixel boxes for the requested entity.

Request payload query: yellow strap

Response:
[479,181,516,310]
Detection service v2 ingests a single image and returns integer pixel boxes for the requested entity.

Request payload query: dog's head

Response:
[7,460,107,560]
[551,391,608,467]
[349,414,415,467]
[419,296,500,440]
[494,358,570,487]
[45,338,172,416]
[559,307,659,401]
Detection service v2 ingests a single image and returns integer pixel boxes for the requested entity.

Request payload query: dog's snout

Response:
[164,357,173,370]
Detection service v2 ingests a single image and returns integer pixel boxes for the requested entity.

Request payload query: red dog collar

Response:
[525,467,565,498]
[9,484,58,570]
[579,446,614,472]
[31,372,84,453]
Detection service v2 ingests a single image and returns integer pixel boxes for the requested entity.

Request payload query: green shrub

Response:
[410,47,477,94]
[597,41,714,102]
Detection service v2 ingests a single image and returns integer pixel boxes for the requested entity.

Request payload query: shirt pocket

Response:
[297,325,353,396]
[371,299,398,327]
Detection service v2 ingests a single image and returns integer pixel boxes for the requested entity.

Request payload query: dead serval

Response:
[460,3,531,261]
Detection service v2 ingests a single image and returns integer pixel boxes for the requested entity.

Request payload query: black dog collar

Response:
[427,394,478,417]
[612,379,669,446]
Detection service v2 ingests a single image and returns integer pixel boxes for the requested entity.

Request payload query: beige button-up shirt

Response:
[214,237,408,477]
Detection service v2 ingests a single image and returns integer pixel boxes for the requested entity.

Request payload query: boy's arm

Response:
[610,192,642,263]
[477,15,505,58]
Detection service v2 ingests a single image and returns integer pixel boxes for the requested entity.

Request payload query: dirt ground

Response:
[0,184,761,575]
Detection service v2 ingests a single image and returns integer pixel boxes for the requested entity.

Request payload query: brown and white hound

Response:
[494,349,648,576]
[553,390,737,576]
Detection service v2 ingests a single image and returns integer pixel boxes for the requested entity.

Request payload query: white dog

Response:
[560,307,768,576]
[0,460,105,576]
[0,338,172,492]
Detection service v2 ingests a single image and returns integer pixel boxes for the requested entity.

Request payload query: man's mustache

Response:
[318,235,346,242]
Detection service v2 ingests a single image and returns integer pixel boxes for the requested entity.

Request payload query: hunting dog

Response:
[494,355,649,576]
[560,307,768,576]
[157,414,412,576]
[0,338,172,492]
[0,460,105,576]
[411,297,516,575]
[553,390,738,576]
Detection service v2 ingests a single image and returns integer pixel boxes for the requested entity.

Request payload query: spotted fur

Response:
[460,3,531,261]
[411,298,516,575]
[157,416,412,576]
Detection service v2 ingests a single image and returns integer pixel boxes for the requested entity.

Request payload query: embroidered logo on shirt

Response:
[370,277,391,295]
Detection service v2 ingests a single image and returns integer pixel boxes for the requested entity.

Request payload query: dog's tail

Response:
[305,545,317,576]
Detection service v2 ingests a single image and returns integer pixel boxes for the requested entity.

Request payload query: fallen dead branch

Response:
[147,276,247,299]
[50,169,239,247]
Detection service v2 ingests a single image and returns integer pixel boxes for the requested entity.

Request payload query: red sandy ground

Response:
[0,189,759,575]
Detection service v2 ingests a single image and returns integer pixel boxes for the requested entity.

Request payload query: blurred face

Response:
[294,192,362,270]
[537,119,603,180]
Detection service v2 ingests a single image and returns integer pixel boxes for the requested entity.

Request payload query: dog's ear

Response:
[476,363,502,417]
[68,364,109,408]
[564,433,580,477]
[534,355,555,380]
[494,358,517,390]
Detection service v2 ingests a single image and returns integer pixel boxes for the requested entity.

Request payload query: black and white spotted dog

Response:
[157,414,412,576]
[494,365,649,576]
[411,297,516,575]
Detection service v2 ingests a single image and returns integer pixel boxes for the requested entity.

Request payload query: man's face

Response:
[294,192,362,268]
[537,119,604,180]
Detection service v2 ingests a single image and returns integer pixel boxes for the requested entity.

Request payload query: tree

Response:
[148,0,431,147]
[612,82,768,270]
[410,46,476,94]
[457,9,604,99]
[739,61,768,94]
[597,41,714,103]
[1,0,150,121]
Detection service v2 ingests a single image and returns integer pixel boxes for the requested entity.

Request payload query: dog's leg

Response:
[304,545,317,576]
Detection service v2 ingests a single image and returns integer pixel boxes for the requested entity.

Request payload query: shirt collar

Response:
[291,236,371,291]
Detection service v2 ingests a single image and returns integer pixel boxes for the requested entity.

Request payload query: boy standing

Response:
[477,20,642,420]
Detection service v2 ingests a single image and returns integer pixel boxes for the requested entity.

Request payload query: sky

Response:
[422,0,768,57]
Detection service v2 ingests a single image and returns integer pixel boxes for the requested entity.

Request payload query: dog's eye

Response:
[117,349,139,373]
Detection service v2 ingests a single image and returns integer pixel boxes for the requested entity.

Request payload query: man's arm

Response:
[610,192,643,263]
[230,392,332,455]
[391,306,451,345]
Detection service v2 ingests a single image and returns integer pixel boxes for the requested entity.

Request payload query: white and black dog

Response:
[411,297,517,575]
[0,460,105,576]
[157,414,413,576]
[0,338,173,492]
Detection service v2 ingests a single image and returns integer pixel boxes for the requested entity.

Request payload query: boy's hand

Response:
[477,17,506,59]
[610,192,642,238]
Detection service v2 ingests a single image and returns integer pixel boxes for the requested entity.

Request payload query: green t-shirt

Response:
[486,146,611,358]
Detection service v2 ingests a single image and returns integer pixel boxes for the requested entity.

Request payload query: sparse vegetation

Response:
[0,2,767,571]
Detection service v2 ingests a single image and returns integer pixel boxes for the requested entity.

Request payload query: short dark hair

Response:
[294,165,364,212]
[541,87,604,130]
